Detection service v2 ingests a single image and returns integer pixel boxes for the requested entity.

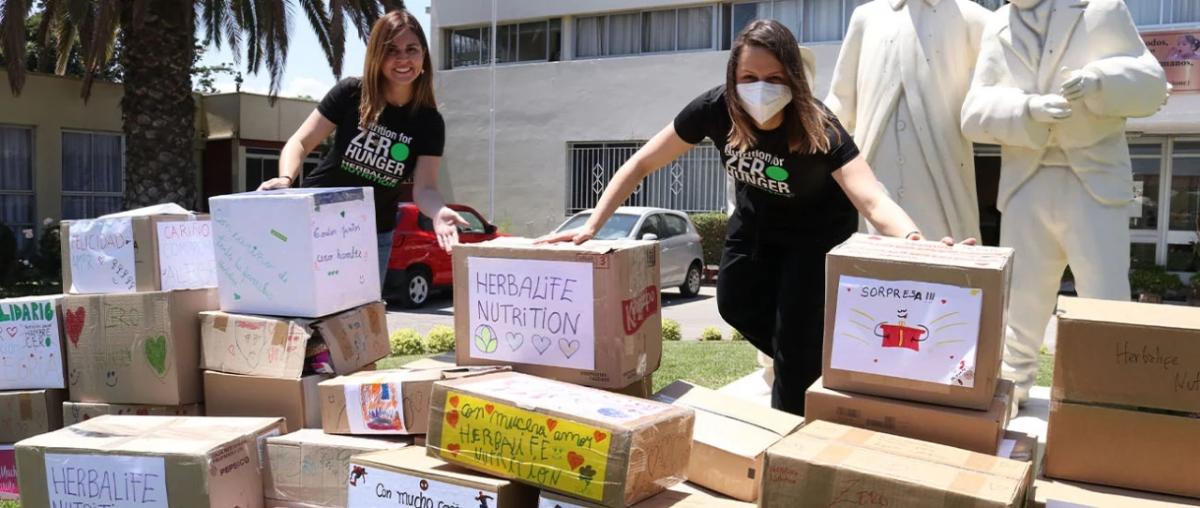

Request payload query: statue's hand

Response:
[1061,68,1101,102]
[1028,94,1072,123]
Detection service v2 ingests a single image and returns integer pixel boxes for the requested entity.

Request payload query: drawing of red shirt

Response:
[878,322,926,351]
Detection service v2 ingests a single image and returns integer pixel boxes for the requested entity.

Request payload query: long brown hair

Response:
[360,9,436,127]
[725,20,834,154]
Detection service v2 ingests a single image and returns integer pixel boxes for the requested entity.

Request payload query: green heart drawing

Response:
[234,293,242,301]
[144,335,168,377]
[474,325,498,354]
[44,336,52,347]
[340,211,346,217]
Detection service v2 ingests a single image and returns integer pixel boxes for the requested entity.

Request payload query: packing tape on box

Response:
[428,389,622,504]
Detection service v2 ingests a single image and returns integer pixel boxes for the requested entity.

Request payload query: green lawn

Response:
[1,500,16,508]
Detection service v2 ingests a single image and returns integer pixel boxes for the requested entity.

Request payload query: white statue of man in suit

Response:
[961,0,1168,404]
[826,0,992,241]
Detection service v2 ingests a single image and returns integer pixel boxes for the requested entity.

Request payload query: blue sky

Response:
[196,0,431,98]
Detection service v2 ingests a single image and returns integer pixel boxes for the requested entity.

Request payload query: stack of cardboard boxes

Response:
[199,188,390,432]
[760,234,1032,506]
[1034,297,1200,506]
[0,294,67,501]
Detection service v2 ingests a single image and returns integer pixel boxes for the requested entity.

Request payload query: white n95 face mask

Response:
[736,81,793,125]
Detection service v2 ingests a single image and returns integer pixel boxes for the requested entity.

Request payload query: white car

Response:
[554,207,705,297]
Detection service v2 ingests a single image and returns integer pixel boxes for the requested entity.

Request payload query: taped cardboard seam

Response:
[798,426,1024,482]
[1054,398,1200,419]
[677,403,789,440]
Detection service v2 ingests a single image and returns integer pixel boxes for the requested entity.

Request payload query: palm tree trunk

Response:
[119,1,198,209]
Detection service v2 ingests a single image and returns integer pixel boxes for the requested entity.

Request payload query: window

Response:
[727,0,1001,44]
[458,210,489,234]
[245,147,321,191]
[1124,137,1200,274]
[638,214,666,239]
[0,125,35,252]
[575,6,715,59]
[62,130,123,220]
[1127,0,1200,26]
[1167,141,1199,271]
[664,214,689,238]
[446,19,561,69]
[568,141,727,214]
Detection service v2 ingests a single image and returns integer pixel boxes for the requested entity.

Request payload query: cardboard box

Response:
[209,188,380,318]
[349,447,540,508]
[200,302,389,378]
[264,429,410,506]
[265,500,330,508]
[761,420,1030,507]
[653,381,803,502]
[1053,297,1200,413]
[15,415,285,507]
[1045,400,1200,498]
[823,234,1013,410]
[63,401,205,426]
[0,445,16,500]
[0,295,67,390]
[452,238,663,389]
[0,389,65,442]
[61,205,217,294]
[1000,430,1038,463]
[804,377,1013,454]
[609,374,653,399]
[204,370,328,432]
[63,288,218,405]
[1030,475,1200,507]
[540,483,756,508]
[319,366,507,435]
[427,371,693,507]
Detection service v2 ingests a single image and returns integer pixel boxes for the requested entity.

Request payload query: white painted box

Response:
[209,187,380,318]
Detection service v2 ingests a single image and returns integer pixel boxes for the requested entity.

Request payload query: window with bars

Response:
[243,147,323,191]
[62,130,124,220]
[446,19,562,69]
[0,125,36,252]
[567,141,727,214]
[575,6,717,59]
[725,0,1006,44]
[1126,0,1200,26]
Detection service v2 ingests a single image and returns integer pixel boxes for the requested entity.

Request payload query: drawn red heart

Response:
[65,307,86,348]
[485,404,495,415]
[941,299,947,304]
[567,452,584,471]
[449,395,460,408]
[446,410,460,429]
[546,419,558,432]
[4,327,16,338]
[594,431,607,443]
[447,444,461,456]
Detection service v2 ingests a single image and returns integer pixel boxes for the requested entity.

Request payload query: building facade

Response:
[0,70,326,252]
[431,0,1200,273]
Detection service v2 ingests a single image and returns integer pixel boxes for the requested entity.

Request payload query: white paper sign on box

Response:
[830,275,984,387]
[156,220,218,290]
[0,296,64,390]
[347,465,483,507]
[66,218,136,294]
[209,187,380,318]
[467,256,596,370]
[42,453,169,508]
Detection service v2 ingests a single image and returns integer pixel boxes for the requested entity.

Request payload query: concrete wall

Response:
[435,0,720,28]
[0,71,124,223]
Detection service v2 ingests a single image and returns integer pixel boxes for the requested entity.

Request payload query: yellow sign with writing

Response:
[436,390,612,501]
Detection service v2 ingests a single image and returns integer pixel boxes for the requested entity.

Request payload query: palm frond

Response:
[0,0,31,94]
[328,0,345,78]
[53,18,74,76]
[80,0,119,100]
[298,0,336,76]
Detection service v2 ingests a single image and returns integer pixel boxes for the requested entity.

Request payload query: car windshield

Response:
[558,213,639,240]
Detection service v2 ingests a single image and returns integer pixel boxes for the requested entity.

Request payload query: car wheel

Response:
[400,269,432,308]
[679,262,702,297]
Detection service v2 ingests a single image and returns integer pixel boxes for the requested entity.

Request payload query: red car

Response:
[386,203,505,307]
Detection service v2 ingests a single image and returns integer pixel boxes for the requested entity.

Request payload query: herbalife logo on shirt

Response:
[724,145,793,196]
[340,123,411,188]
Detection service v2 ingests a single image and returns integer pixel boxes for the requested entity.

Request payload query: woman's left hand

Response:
[433,207,470,253]
[908,233,979,246]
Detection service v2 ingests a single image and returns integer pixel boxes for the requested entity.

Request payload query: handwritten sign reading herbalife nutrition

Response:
[346,465,487,507]
[438,391,612,502]
[156,220,217,290]
[43,453,168,507]
[468,257,595,370]
[68,218,136,293]
[0,297,64,390]
[830,275,983,387]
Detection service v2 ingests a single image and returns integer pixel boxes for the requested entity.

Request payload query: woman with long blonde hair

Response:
[261,8,464,291]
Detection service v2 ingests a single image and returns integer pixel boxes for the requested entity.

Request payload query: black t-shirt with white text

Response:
[674,85,860,246]
[304,77,445,232]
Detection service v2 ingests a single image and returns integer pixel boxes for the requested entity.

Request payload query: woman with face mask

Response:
[540,20,965,416]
